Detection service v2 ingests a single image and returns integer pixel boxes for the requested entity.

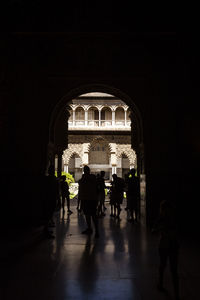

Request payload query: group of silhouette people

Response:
[77,167,140,222]
[76,166,141,238]
[43,164,140,239]
[43,164,180,300]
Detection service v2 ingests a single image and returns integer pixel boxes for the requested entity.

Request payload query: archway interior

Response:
[89,137,110,179]
[120,153,130,179]
[61,92,136,182]
[68,153,82,182]
[51,88,146,224]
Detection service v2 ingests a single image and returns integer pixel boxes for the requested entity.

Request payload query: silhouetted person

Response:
[124,173,129,211]
[76,178,83,213]
[60,175,72,214]
[96,171,106,217]
[43,165,59,238]
[126,168,140,223]
[109,179,116,217]
[109,174,125,219]
[152,197,180,300]
[77,181,81,212]
[78,165,99,238]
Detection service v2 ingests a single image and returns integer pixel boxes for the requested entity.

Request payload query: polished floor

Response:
[1,200,200,300]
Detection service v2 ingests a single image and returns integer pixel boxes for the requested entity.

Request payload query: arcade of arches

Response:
[55,93,137,182]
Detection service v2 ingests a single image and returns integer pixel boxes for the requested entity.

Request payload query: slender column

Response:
[73,110,75,126]
[112,166,117,174]
[64,164,68,173]
[111,150,117,174]
[55,155,58,172]
[99,110,101,127]
[85,110,88,126]
[125,109,127,126]
[112,110,115,126]
[83,152,89,165]
[82,143,89,165]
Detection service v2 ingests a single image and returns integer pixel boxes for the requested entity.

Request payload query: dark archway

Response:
[48,84,146,223]
[49,85,143,163]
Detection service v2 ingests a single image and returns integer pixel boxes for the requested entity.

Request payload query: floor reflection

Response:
[2,201,195,300]
[77,236,99,294]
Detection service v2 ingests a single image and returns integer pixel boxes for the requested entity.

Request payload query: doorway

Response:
[48,84,146,224]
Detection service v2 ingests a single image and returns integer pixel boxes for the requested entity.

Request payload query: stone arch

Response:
[118,151,130,162]
[48,83,144,174]
[49,83,143,148]
[73,104,85,110]
[48,83,145,224]
[63,147,83,165]
[115,106,125,121]
[68,152,82,165]
[75,106,84,120]
[115,105,126,111]
[101,106,112,121]
[48,84,144,177]
[66,152,83,182]
[99,104,112,110]
[88,105,99,122]
[117,149,136,166]
[87,104,100,110]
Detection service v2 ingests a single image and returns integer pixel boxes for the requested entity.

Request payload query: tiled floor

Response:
[0,201,199,300]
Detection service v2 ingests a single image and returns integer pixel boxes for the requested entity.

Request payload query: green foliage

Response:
[70,193,76,200]
[55,171,75,186]
[128,169,138,177]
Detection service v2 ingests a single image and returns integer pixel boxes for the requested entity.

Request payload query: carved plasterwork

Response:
[63,134,135,167]
[117,144,136,165]
[63,144,83,164]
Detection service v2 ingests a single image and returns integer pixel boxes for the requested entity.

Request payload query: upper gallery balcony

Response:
[68,93,131,131]
[68,119,131,130]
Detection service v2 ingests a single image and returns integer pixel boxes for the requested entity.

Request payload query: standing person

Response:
[126,168,140,223]
[124,173,129,211]
[78,165,99,238]
[43,165,59,238]
[109,179,116,217]
[109,174,125,219]
[60,175,73,214]
[152,198,180,300]
[77,179,82,213]
[97,171,106,217]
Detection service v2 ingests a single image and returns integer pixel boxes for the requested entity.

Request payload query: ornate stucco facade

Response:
[60,93,136,181]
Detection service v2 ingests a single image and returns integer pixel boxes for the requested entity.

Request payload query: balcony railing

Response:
[68,120,131,130]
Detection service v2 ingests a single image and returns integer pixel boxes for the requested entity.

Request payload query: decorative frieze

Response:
[63,135,136,168]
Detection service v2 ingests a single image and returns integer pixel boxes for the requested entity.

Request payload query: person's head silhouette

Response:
[83,165,90,175]
[100,171,105,178]
[130,168,136,176]
[61,175,66,181]
[112,174,117,181]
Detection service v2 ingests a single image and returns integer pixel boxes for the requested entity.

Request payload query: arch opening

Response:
[48,84,146,224]
[68,153,82,182]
